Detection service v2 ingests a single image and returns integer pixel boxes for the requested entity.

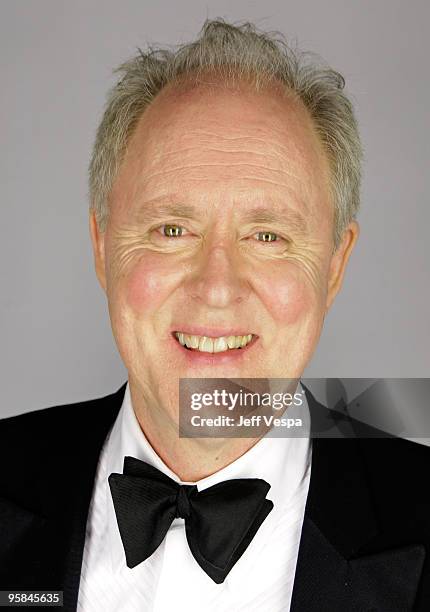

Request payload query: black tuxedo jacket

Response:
[0,383,429,611]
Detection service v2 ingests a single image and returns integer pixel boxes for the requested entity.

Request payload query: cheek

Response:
[124,257,174,314]
[259,267,320,325]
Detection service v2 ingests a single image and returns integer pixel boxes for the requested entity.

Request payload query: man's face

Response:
[90,79,358,420]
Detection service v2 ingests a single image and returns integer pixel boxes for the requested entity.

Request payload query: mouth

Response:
[171,330,258,364]
[174,331,255,351]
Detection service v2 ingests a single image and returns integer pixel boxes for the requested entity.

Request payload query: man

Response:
[1,18,429,612]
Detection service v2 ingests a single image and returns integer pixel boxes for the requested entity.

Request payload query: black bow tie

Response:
[108,456,274,583]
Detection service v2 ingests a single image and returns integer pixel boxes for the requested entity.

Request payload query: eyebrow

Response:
[133,200,197,224]
[133,198,309,233]
[240,206,309,233]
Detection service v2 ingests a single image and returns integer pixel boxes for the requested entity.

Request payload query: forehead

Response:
[110,77,332,222]
[128,78,326,164]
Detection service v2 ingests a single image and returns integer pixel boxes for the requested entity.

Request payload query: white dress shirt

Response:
[77,383,312,612]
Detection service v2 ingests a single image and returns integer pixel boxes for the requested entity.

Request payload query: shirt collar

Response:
[106,381,312,574]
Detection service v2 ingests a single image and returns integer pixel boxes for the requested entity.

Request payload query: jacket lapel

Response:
[290,388,426,611]
[61,383,127,611]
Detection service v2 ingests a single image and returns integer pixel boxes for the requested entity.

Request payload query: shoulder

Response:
[0,384,125,448]
[305,381,430,530]
[356,437,430,544]
[358,435,430,496]
[358,434,430,462]
[0,384,126,500]
[0,384,126,517]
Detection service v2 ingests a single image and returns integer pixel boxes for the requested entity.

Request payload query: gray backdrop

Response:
[1,0,429,418]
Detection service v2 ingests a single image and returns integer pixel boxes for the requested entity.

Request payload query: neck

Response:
[128,380,262,482]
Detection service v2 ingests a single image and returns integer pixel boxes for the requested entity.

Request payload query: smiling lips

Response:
[174,332,254,353]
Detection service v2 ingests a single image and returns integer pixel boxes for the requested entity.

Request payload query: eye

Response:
[159,224,186,238]
[255,231,279,243]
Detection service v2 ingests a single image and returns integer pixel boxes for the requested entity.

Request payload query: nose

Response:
[184,243,251,309]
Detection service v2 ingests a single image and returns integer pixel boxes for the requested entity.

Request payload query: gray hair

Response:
[89,18,362,248]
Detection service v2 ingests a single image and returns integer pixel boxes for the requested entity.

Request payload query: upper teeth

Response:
[175,332,253,353]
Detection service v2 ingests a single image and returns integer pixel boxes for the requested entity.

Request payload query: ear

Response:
[89,210,107,292]
[326,221,360,311]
